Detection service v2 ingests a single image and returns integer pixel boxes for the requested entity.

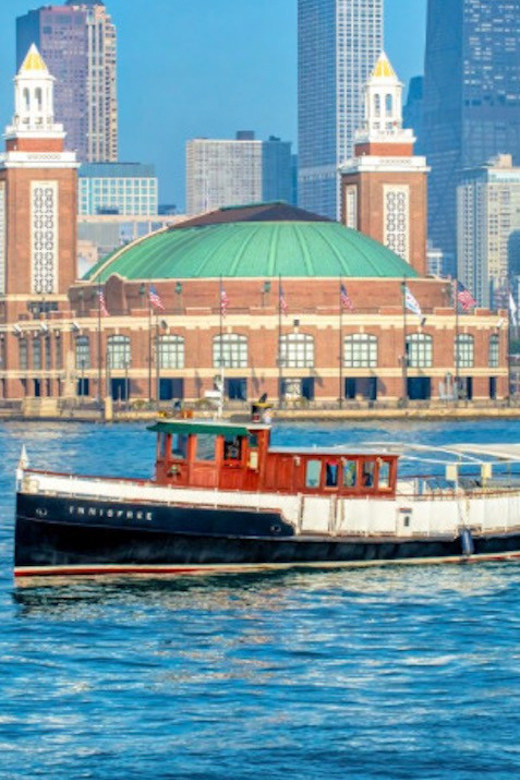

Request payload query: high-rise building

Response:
[78,163,158,217]
[403,76,424,155]
[186,132,293,216]
[458,155,520,307]
[298,0,383,220]
[422,0,520,277]
[17,0,118,164]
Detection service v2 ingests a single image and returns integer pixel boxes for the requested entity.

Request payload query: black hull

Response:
[14,492,520,577]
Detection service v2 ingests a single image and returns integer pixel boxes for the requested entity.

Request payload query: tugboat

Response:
[14,417,520,578]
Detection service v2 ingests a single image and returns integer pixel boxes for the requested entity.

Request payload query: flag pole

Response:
[278,275,283,408]
[154,309,159,406]
[508,280,512,405]
[401,279,408,406]
[218,276,224,418]
[97,284,102,405]
[454,277,460,405]
[339,278,343,409]
[147,282,152,401]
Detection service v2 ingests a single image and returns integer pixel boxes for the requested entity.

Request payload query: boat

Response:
[13,417,520,579]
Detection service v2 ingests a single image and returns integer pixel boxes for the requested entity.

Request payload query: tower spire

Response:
[6,43,64,139]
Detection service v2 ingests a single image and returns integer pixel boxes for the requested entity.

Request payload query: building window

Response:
[456,334,474,369]
[280,333,314,368]
[406,333,433,368]
[33,337,42,370]
[45,337,52,370]
[213,333,248,368]
[75,336,91,370]
[55,336,62,370]
[344,334,377,368]
[489,334,499,368]
[159,335,184,369]
[19,338,28,371]
[107,335,131,370]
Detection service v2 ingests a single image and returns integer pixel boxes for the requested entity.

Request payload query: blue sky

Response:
[0,0,426,209]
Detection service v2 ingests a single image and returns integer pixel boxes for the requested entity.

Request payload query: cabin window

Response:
[343,460,357,488]
[362,461,375,488]
[196,434,217,462]
[306,460,321,489]
[325,462,339,488]
[171,433,188,460]
[378,459,391,489]
[224,436,242,461]
[158,433,168,459]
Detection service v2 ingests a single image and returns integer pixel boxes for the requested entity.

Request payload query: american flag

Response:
[279,286,288,316]
[340,283,354,310]
[149,284,165,311]
[97,287,109,316]
[457,281,476,311]
[220,285,229,317]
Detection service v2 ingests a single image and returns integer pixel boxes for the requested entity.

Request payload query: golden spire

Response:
[371,52,397,80]
[20,44,48,74]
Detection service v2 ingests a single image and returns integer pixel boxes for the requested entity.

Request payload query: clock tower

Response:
[0,44,79,320]
[340,53,429,275]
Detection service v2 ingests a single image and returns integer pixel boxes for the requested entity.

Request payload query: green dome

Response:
[85,205,418,283]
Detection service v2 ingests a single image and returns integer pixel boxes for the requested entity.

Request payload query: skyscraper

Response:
[458,155,520,307]
[298,0,383,220]
[422,0,520,276]
[186,132,293,216]
[16,0,118,164]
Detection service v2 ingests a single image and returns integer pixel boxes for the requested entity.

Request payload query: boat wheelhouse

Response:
[13,419,520,579]
[151,419,399,499]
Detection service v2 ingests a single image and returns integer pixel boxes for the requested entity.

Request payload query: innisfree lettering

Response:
[68,505,153,522]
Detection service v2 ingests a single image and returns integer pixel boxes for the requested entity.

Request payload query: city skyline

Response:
[0,0,426,210]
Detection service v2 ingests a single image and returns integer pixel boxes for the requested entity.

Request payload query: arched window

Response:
[385,93,393,115]
[159,335,184,369]
[23,88,30,111]
[374,93,381,117]
[107,335,131,370]
[213,333,248,368]
[280,333,314,368]
[19,338,28,371]
[35,88,42,111]
[75,336,90,370]
[406,334,433,368]
[344,334,377,368]
[455,334,474,369]
[489,334,499,368]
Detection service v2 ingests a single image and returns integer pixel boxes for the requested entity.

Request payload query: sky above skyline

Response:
[0,0,427,210]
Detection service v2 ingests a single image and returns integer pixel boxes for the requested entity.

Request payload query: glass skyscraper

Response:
[422,0,520,276]
[16,0,118,164]
[298,0,383,220]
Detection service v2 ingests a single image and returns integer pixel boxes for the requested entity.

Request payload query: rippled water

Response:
[2,419,520,779]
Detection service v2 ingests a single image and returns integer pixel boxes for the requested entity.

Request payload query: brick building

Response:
[0,50,510,409]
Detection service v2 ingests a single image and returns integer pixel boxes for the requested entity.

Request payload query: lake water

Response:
[2,419,520,779]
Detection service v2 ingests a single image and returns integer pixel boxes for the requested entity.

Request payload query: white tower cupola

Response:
[6,44,64,139]
[355,52,414,146]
